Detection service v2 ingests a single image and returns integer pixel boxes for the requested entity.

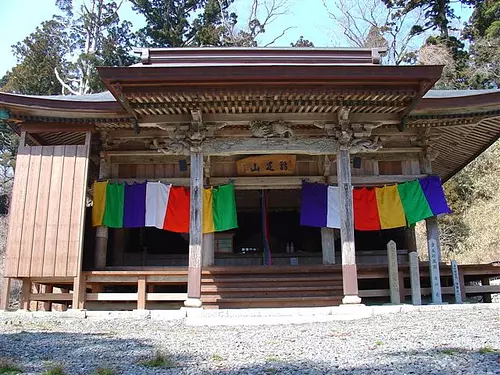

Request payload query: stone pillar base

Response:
[184,298,203,308]
[342,295,362,305]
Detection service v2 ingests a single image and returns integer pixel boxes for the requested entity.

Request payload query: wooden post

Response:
[185,149,203,308]
[387,240,400,304]
[482,277,492,303]
[451,260,463,304]
[41,285,53,311]
[137,276,147,310]
[405,226,417,253]
[71,132,92,310]
[321,227,336,265]
[30,284,40,311]
[95,157,109,269]
[0,278,11,310]
[409,251,422,305]
[112,229,126,266]
[202,233,215,267]
[458,269,467,302]
[337,147,361,304]
[20,278,31,311]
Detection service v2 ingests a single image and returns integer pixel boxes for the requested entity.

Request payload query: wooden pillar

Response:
[41,285,53,311]
[458,269,467,302]
[482,277,492,303]
[387,240,400,304]
[185,149,203,308]
[337,148,361,304]
[137,276,147,310]
[202,233,215,267]
[95,157,109,269]
[0,278,11,310]
[321,227,336,264]
[112,229,126,266]
[421,151,443,304]
[20,278,31,311]
[73,131,92,310]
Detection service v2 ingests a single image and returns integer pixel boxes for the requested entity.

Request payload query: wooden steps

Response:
[201,266,343,308]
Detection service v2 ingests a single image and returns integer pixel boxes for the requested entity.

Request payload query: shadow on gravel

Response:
[1,331,499,375]
[0,330,189,374]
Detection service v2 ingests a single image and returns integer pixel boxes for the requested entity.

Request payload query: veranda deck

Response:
[16,262,500,311]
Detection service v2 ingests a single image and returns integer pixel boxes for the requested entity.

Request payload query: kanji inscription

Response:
[236,155,296,176]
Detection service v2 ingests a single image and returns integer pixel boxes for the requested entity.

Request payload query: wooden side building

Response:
[1,47,499,310]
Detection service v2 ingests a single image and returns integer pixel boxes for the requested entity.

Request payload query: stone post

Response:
[427,218,443,304]
[387,240,400,304]
[421,149,443,304]
[409,251,422,305]
[451,260,462,304]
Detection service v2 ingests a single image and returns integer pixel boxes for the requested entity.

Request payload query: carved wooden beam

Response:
[138,112,402,127]
[203,137,338,155]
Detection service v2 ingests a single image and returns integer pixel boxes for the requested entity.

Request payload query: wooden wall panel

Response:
[67,145,88,276]
[4,147,30,277]
[17,146,42,277]
[4,141,90,278]
[115,162,189,179]
[54,145,77,277]
[30,146,54,277]
[42,146,65,277]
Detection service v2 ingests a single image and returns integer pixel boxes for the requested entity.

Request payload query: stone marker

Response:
[451,260,463,304]
[387,240,400,304]
[428,238,443,304]
[409,251,422,305]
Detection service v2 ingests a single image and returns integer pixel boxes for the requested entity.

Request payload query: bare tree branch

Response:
[264,26,296,47]
[323,0,424,64]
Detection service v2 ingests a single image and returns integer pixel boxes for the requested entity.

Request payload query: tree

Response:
[382,0,460,37]
[291,36,314,47]
[56,0,138,94]
[130,0,235,47]
[221,0,294,47]
[1,17,71,95]
[2,1,136,96]
[131,0,293,48]
[322,0,425,64]
[463,0,500,88]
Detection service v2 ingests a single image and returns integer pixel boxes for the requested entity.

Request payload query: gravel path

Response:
[0,308,499,375]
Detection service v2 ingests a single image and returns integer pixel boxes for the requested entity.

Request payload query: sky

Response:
[0,0,474,78]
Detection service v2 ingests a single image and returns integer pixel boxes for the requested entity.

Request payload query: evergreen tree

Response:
[1,17,71,95]
[463,0,500,88]
[130,0,235,47]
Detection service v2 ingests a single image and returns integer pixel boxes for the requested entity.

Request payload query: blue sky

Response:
[0,0,474,77]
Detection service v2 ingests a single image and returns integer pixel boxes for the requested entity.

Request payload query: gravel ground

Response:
[0,308,499,375]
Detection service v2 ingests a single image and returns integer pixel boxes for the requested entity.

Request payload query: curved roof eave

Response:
[415,89,500,114]
[0,91,125,118]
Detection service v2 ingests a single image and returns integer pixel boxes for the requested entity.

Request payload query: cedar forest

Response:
[0,0,499,265]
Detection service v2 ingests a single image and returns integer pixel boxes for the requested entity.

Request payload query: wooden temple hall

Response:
[1,47,499,311]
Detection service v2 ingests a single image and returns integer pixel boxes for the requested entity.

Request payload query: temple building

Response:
[0,47,499,311]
